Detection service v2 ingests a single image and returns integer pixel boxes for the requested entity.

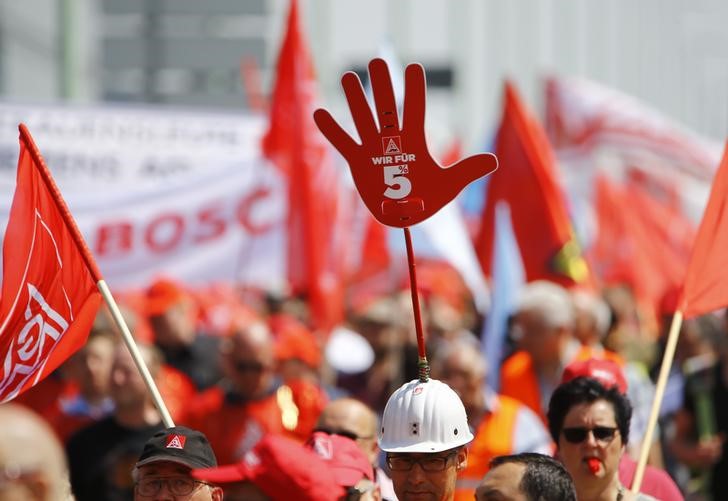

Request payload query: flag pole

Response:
[631,310,683,493]
[18,124,175,428]
[97,280,175,427]
[403,227,429,382]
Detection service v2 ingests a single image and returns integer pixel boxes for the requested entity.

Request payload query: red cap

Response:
[145,278,185,316]
[561,358,628,394]
[305,431,374,487]
[191,435,345,501]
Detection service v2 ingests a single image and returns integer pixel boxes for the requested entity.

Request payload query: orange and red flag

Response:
[476,82,588,287]
[589,175,694,316]
[679,143,728,318]
[0,125,102,402]
[262,0,346,331]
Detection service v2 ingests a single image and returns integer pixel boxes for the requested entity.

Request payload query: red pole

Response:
[403,227,429,382]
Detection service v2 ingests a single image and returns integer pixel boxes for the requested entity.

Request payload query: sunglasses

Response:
[233,361,266,373]
[313,427,374,441]
[562,426,618,444]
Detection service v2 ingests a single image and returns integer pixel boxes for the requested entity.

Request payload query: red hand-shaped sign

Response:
[314,58,498,228]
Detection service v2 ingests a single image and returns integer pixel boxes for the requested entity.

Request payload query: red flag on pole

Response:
[679,143,728,318]
[630,143,728,494]
[476,82,589,287]
[262,0,345,331]
[0,125,102,403]
[589,175,693,316]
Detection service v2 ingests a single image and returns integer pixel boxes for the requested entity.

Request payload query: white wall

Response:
[2,0,727,150]
[297,0,728,151]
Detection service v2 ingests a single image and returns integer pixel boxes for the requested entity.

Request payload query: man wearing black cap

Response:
[133,426,223,500]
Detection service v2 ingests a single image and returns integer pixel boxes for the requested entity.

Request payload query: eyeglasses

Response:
[135,476,209,497]
[314,427,375,441]
[386,453,457,472]
[562,426,618,444]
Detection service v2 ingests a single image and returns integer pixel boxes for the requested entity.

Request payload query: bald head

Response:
[226,321,274,364]
[432,339,487,418]
[0,404,70,500]
[516,281,575,329]
[572,290,611,344]
[222,321,275,399]
[317,398,379,464]
[434,339,487,379]
[514,281,575,369]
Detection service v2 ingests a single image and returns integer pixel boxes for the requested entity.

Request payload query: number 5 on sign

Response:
[314,58,498,228]
[384,165,411,200]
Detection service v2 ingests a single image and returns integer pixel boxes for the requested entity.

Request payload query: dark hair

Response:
[547,377,632,445]
[489,453,576,501]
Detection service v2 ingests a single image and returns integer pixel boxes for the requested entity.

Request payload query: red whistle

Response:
[586,458,600,474]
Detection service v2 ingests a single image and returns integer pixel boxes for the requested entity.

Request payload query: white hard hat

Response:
[379,378,474,453]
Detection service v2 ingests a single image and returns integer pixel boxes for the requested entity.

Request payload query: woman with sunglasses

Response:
[547,377,658,501]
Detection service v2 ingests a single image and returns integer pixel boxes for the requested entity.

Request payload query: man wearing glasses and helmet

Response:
[379,378,473,501]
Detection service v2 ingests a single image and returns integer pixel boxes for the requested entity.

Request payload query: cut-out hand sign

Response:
[314,58,498,228]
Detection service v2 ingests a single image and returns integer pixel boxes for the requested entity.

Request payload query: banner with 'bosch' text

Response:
[0,102,287,290]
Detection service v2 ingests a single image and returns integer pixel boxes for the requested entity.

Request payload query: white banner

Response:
[0,102,266,189]
[0,102,287,291]
[545,76,723,223]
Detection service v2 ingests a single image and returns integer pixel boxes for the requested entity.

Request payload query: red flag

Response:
[0,125,102,403]
[261,0,345,331]
[679,143,728,318]
[349,204,390,283]
[476,82,589,287]
[589,175,693,315]
[625,181,694,284]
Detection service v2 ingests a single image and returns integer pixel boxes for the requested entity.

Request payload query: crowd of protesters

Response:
[2,266,726,500]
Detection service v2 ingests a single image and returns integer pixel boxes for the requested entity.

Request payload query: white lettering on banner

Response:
[0,284,68,402]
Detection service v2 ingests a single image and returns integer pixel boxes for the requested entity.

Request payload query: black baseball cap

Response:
[135,426,218,469]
